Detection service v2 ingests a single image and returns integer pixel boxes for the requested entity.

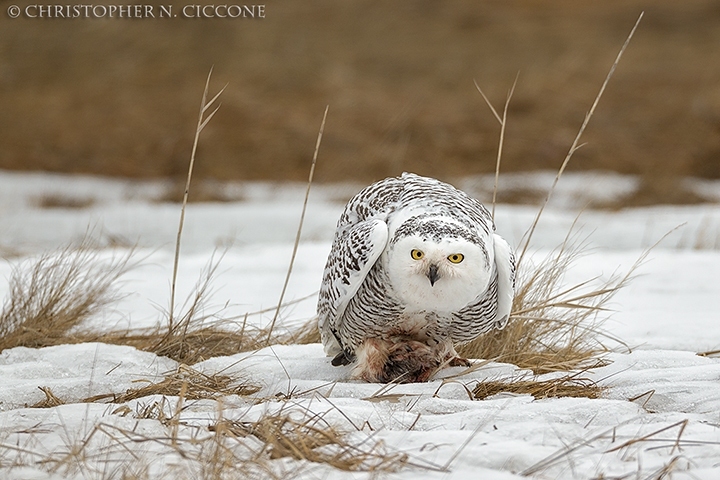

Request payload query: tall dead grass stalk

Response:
[266,105,329,345]
[517,12,644,269]
[474,72,518,220]
[169,67,226,330]
[97,253,282,363]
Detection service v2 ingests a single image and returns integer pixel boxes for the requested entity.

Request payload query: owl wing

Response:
[492,233,516,329]
[318,218,389,357]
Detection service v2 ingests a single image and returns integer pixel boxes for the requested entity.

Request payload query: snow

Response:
[0,343,176,409]
[0,170,719,479]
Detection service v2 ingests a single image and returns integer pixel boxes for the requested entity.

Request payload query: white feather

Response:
[492,233,515,329]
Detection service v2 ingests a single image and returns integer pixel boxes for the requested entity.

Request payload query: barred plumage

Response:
[317,173,515,382]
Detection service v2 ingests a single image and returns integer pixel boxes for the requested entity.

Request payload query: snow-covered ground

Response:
[0,171,719,479]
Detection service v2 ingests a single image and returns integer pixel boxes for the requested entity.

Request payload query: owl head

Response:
[384,216,494,312]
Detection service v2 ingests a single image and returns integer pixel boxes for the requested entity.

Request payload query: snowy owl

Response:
[317,173,515,383]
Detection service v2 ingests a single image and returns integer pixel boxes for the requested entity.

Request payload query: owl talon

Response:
[331,350,354,366]
[448,356,472,367]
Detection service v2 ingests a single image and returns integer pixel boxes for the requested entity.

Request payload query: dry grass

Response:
[472,373,602,400]
[31,386,65,408]
[21,389,411,477]
[130,249,316,363]
[0,239,135,353]
[213,409,409,472]
[101,322,276,365]
[156,178,246,204]
[457,238,633,374]
[521,419,692,477]
[112,324,271,365]
[84,364,260,404]
[20,408,266,479]
[697,348,720,358]
[0,237,284,363]
[168,68,226,334]
[41,406,411,479]
[34,193,96,209]
[90,256,286,364]
[288,316,322,345]
[154,254,240,363]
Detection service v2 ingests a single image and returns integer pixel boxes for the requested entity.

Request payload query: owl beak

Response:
[426,264,440,286]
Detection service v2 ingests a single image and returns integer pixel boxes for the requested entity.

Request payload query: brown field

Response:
[1,0,719,188]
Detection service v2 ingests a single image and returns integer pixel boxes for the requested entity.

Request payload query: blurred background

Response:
[1,0,719,205]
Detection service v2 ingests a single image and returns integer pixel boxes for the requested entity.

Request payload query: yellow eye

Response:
[410,249,424,260]
[447,253,464,264]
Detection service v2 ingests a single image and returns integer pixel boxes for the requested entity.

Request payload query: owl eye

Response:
[410,249,424,260]
[447,253,464,264]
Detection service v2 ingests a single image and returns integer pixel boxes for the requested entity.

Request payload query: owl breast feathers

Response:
[317,173,515,383]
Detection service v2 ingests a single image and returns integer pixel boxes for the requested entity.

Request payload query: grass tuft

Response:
[96,321,278,365]
[473,374,602,400]
[0,238,285,364]
[287,315,322,345]
[212,408,409,472]
[0,238,135,353]
[84,364,260,404]
[120,253,286,363]
[458,236,633,374]
[31,386,65,408]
